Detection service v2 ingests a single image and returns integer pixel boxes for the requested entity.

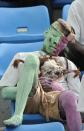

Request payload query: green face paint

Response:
[42,21,68,56]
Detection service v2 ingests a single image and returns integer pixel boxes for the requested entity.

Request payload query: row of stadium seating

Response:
[0,0,73,23]
[0,0,73,7]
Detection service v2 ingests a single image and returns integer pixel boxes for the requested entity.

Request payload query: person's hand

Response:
[39,76,52,87]
[58,18,76,44]
[67,32,76,44]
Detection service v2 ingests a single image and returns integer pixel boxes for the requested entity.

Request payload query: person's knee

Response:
[59,91,77,109]
[13,53,20,60]
[25,54,40,69]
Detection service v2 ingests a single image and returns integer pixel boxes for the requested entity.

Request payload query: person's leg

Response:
[59,90,82,131]
[4,54,40,126]
[1,87,17,100]
[0,53,28,87]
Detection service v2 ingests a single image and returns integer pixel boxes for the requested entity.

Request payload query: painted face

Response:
[42,21,64,55]
[42,19,75,56]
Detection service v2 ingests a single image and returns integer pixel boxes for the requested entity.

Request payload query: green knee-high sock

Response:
[4,54,40,126]
[1,87,17,100]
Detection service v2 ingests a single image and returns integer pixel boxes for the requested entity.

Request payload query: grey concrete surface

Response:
[0,89,11,126]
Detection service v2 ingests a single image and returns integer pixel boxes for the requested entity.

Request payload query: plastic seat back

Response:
[62,4,70,20]
[0,6,50,43]
[4,122,65,131]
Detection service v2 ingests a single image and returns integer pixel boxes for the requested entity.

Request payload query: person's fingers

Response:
[71,38,75,44]
[58,18,71,32]
[67,33,76,43]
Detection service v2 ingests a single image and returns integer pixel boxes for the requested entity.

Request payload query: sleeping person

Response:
[0,19,82,131]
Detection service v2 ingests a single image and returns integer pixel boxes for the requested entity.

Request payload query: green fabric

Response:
[1,87,17,100]
[2,54,40,126]
[42,21,64,55]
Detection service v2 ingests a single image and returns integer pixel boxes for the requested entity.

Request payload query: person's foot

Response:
[3,115,22,126]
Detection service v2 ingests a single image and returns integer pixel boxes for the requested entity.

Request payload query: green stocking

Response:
[4,54,40,126]
[1,87,17,100]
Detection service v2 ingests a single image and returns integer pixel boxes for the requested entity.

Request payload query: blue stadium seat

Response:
[0,41,43,78]
[0,5,50,77]
[11,100,46,124]
[0,6,50,43]
[52,0,72,8]
[4,122,65,131]
[62,4,70,20]
[11,100,64,124]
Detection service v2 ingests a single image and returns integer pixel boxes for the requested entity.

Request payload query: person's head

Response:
[42,18,75,56]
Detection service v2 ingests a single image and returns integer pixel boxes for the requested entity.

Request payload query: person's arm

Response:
[67,4,84,55]
[61,32,84,70]
[69,40,84,55]
[67,2,81,42]
[66,59,81,97]
[59,29,84,70]
[66,31,84,55]
[67,1,84,52]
